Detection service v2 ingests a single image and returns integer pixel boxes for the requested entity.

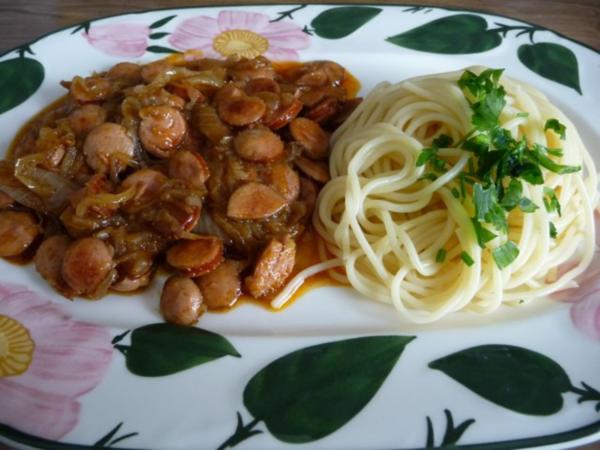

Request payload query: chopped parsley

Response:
[543,187,561,216]
[471,218,496,248]
[492,241,519,268]
[418,173,438,182]
[436,248,447,263]
[416,134,453,172]
[545,118,566,140]
[460,251,475,266]
[416,69,579,269]
[518,198,538,213]
[549,222,558,239]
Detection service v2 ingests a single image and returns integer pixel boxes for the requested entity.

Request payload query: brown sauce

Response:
[0,55,358,320]
[211,228,341,313]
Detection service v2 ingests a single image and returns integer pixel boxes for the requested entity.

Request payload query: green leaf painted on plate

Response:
[243,335,415,443]
[0,422,139,450]
[0,56,44,114]
[311,6,382,39]
[518,43,582,94]
[386,14,502,54]
[93,422,139,448]
[149,32,170,40]
[149,15,177,29]
[114,323,240,377]
[146,45,179,54]
[430,344,571,415]
[425,409,475,448]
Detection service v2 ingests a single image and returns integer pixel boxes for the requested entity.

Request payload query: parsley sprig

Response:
[418,69,580,269]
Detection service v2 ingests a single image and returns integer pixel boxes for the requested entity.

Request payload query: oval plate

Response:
[0,4,599,450]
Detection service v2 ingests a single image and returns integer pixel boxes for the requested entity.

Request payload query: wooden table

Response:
[0,1,598,450]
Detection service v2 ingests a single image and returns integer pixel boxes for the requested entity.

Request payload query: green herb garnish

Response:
[436,248,447,263]
[518,198,538,213]
[545,118,566,140]
[549,222,558,239]
[416,134,453,172]
[492,241,519,268]
[471,218,496,248]
[543,187,562,216]
[460,251,475,266]
[417,68,579,269]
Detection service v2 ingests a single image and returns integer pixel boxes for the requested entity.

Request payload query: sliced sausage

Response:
[111,250,154,292]
[111,271,151,292]
[214,84,245,105]
[315,61,345,85]
[305,96,339,124]
[294,156,330,183]
[121,169,167,210]
[0,191,14,209]
[299,176,318,214]
[147,201,202,239]
[83,123,134,174]
[168,150,210,189]
[107,62,142,85]
[227,182,287,220]
[233,128,284,162]
[166,236,224,277]
[139,105,187,158]
[61,237,114,296]
[289,117,329,159]
[296,69,329,87]
[218,95,266,126]
[244,235,296,298]
[0,211,39,257]
[263,94,303,130]
[160,275,205,326]
[69,76,112,103]
[68,104,107,136]
[140,60,171,84]
[34,235,71,289]
[245,78,280,95]
[269,162,300,203]
[229,56,276,81]
[197,260,242,309]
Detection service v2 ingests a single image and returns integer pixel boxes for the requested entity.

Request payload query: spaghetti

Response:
[274,67,598,323]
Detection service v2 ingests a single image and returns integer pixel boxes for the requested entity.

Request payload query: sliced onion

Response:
[15,155,79,198]
[0,184,46,212]
[59,146,83,179]
[75,186,137,217]
[194,212,233,246]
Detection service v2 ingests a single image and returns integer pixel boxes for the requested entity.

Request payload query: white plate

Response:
[0,4,599,450]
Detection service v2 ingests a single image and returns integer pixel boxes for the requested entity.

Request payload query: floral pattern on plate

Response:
[169,10,310,60]
[0,283,112,440]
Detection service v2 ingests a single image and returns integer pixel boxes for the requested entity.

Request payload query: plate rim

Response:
[0,2,598,60]
[0,3,599,450]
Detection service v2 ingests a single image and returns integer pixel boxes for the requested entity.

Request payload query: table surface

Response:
[0,1,598,450]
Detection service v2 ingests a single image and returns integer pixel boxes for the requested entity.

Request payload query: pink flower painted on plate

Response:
[553,211,600,340]
[169,10,310,60]
[0,283,112,440]
[83,23,150,57]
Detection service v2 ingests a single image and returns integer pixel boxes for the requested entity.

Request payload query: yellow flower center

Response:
[213,29,269,59]
[0,315,35,377]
